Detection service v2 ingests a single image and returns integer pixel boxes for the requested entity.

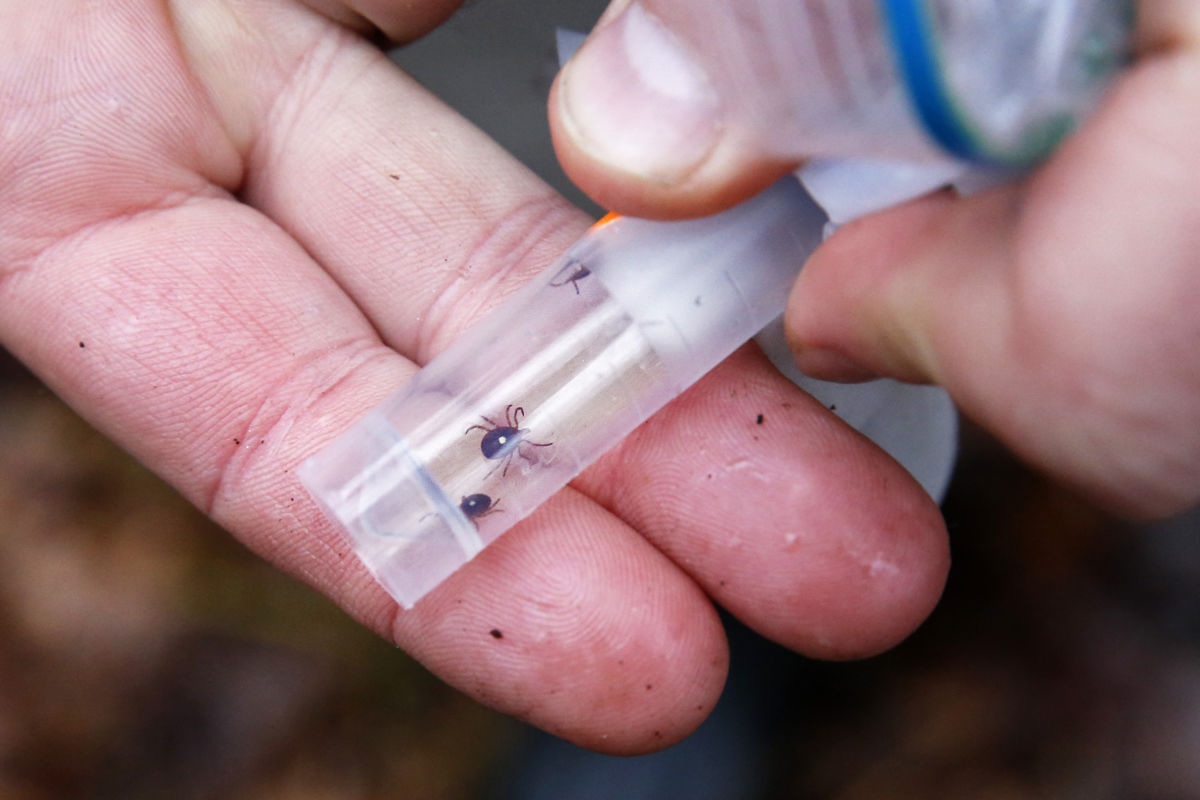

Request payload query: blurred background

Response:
[3,1,1200,798]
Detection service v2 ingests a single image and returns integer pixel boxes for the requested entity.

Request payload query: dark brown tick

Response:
[465,404,552,476]
[548,258,591,295]
[460,493,500,520]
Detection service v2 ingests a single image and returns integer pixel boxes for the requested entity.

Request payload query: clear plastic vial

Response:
[724,0,1134,165]
[300,179,827,608]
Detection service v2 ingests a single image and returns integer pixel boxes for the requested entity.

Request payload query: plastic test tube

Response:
[299,178,827,608]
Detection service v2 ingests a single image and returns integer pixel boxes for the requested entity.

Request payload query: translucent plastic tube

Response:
[299,178,826,608]
[689,0,1132,166]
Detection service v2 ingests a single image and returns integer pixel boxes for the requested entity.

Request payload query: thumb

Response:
[785,46,1200,519]
[548,0,799,219]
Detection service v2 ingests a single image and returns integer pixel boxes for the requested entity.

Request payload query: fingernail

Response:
[792,347,879,383]
[558,3,721,184]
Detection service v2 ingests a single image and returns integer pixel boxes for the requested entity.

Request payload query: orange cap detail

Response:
[590,212,621,231]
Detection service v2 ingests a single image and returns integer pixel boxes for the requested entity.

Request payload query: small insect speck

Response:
[489,629,503,639]
[78,341,86,348]
[756,414,764,425]
[387,173,400,180]
[233,438,241,445]
[829,403,837,412]
[548,259,591,295]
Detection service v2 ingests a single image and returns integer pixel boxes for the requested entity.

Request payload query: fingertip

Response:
[786,342,881,384]
[795,500,951,662]
[784,191,968,385]
[741,438,951,662]
[392,490,729,754]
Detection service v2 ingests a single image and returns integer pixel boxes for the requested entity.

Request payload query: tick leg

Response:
[517,439,553,465]
[550,260,590,295]
[465,414,503,436]
[568,267,591,295]
[500,453,516,477]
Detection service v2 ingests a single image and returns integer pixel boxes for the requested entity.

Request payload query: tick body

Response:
[465,404,552,476]
[549,259,591,295]
[460,493,500,520]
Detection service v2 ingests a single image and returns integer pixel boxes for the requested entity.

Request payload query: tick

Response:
[460,493,501,521]
[465,404,552,476]
[549,259,591,295]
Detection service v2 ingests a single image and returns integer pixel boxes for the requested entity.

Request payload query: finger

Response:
[1137,0,1200,52]
[786,42,1200,517]
[0,0,725,752]
[233,7,950,657]
[298,0,465,41]
[548,0,806,218]
[578,345,950,660]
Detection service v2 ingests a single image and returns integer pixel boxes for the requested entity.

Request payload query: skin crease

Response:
[0,0,948,753]
[551,0,1200,520]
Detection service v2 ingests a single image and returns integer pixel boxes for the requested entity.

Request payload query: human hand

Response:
[0,1,948,753]
[550,0,1200,518]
